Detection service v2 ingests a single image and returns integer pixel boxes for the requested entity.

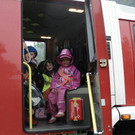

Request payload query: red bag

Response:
[69,98,83,121]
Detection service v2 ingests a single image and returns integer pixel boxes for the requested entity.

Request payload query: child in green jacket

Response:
[42,60,55,113]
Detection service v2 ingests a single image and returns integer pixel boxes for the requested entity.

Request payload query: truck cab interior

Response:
[23,0,102,134]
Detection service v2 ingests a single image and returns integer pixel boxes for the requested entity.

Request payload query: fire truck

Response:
[0,0,135,135]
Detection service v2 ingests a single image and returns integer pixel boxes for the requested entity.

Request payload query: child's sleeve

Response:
[72,68,81,89]
[42,74,52,83]
[50,72,59,89]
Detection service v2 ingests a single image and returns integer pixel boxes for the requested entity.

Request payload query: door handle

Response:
[99,59,107,67]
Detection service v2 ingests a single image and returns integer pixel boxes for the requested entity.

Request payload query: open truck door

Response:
[22,0,113,134]
[85,0,112,134]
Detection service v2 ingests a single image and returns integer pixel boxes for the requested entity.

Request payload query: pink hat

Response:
[56,49,73,65]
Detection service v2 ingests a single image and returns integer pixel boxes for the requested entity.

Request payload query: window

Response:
[106,36,111,59]
[25,41,46,63]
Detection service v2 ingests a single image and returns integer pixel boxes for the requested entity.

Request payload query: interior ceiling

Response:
[23,0,85,42]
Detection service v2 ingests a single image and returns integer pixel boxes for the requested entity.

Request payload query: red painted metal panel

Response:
[0,0,22,134]
[91,0,112,134]
[130,22,135,99]
[119,20,135,105]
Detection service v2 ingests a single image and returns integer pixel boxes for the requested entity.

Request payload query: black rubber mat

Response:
[25,118,90,133]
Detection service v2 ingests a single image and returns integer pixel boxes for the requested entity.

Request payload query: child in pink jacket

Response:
[48,49,81,123]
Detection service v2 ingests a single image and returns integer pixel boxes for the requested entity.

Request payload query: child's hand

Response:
[23,41,27,49]
[25,53,31,62]
[51,88,55,93]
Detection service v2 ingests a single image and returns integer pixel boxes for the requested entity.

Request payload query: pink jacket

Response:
[50,49,81,90]
[50,65,80,90]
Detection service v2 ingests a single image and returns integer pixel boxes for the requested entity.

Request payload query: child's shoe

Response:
[48,117,56,124]
[55,112,65,117]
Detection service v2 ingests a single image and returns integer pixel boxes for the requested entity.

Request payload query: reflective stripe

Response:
[58,68,73,86]
[23,73,29,80]
[58,101,65,104]
[58,68,73,81]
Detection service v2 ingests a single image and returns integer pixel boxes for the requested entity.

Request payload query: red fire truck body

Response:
[0,0,135,135]
[101,0,135,127]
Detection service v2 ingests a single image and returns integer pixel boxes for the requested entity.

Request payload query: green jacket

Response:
[42,73,52,93]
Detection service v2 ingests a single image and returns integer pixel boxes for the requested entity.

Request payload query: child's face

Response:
[24,53,31,62]
[46,62,54,71]
[24,52,36,62]
[30,52,36,59]
[61,57,71,67]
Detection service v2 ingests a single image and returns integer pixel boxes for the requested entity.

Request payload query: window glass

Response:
[25,41,46,63]
[108,0,135,7]
[106,36,111,59]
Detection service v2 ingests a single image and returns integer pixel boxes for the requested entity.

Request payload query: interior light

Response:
[38,13,44,17]
[23,27,26,30]
[26,30,33,34]
[68,8,84,13]
[40,36,52,39]
[23,17,31,22]
[31,23,39,26]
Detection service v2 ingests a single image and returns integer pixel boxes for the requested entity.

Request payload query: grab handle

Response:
[23,62,32,129]
[86,73,103,135]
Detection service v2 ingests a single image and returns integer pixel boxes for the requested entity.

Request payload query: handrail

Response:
[86,73,103,135]
[23,62,33,129]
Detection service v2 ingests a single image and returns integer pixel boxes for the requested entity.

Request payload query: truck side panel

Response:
[119,20,135,105]
[0,0,22,134]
